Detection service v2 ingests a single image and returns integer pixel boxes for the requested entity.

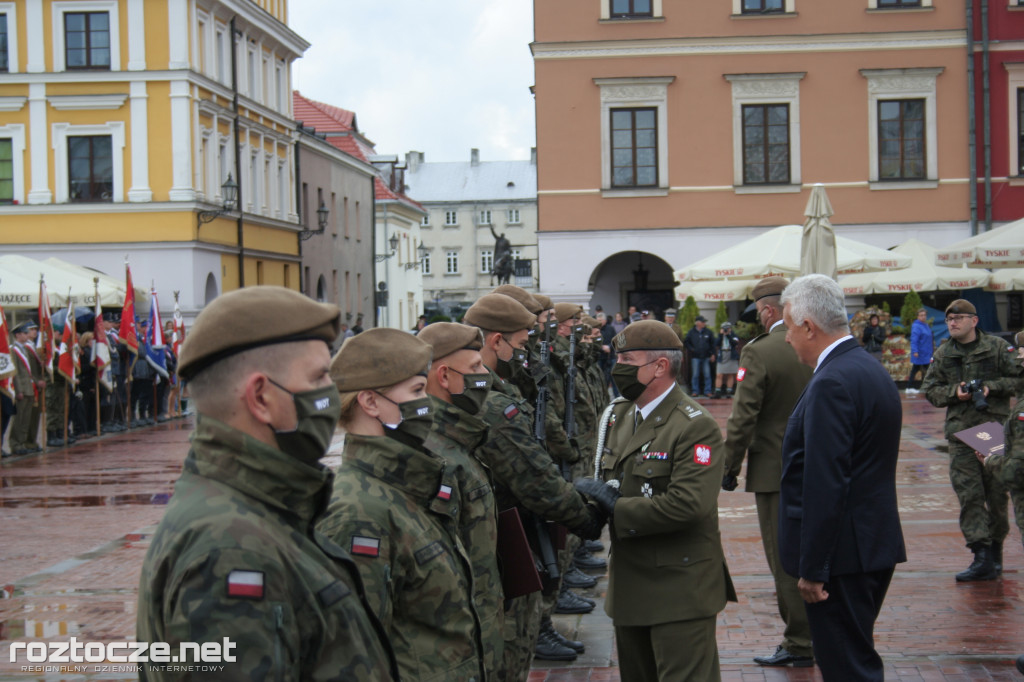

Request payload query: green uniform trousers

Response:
[501,590,543,682]
[10,396,35,450]
[949,441,1009,547]
[615,616,719,682]
[756,491,812,657]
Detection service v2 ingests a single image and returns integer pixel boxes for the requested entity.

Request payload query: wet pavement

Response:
[1,394,1023,680]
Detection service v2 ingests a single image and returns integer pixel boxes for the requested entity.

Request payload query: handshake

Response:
[573,478,621,541]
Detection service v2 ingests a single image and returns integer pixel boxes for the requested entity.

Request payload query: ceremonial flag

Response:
[37,279,56,377]
[145,289,168,380]
[172,297,185,359]
[0,304,14,399]
[119,264,139,356]
[92,300,112,391]
[57,299,80,386]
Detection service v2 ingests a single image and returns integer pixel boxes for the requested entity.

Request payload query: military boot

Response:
[533,624,577,661]
[991,541,1003,574]
[555,585,595,614]
[573,546,607,571]
[584,539,605,553]
[955,544,997,582]
[47,431,65,447]
[541,617,584,654]
[562,565,597,589]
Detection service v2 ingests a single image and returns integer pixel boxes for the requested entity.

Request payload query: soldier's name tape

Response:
[10,637,237,664]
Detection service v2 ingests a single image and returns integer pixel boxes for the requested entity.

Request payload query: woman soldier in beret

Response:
[317,328,486,681]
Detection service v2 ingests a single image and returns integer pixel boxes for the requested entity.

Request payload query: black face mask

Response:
[266,378,342,467]
[611,360,657,401]
[375,392,434,447]
[447,368,493,415]
[495,336,525,379]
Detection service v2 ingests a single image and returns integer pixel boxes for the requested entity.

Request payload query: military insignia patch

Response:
[640,482,654,498]
[737,367,747,382]
[503,404,520,420]
[1018,413,1024,421]
[609,413,617,425]
[226,570,265,599]
[437,484,453,500]
[683,405,702,419]
[351,536,381,557]
[614,332,626,349]
[693,444,712,466]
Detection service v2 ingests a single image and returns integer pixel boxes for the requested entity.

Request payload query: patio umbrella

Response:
[839,239,989,295]
[674,279,755,304]
[985,268,1024,292]
[934,216,1024,268]
[0,254,142,309]
[52,306,96,333]
[800,183,837,279]
[676,224,911,282]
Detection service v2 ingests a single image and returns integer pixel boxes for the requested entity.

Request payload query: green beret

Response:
[463,293,536,333]
[331,328,432,392]
[416,322,483,360]
[554,302,583,323]
[612,320,684,353]
[178,286,340,380]
[492,285,543,315]
[581,314,599,328]
[534,294,553,310]
[945,299,977,316]
[751,276,789,301]
[1015,331,1024,348]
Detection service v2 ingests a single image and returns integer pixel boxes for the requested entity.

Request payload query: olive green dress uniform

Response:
[26,340,44,447]
[423,397,504,681]
[600,383,737,682]
[9,339,37,451]
[319,434,485,682]
[723,323,813,657]
[922,329,1018,548]
[137,416,398,682]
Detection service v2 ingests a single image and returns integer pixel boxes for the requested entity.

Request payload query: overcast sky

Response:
[289,1,536,164]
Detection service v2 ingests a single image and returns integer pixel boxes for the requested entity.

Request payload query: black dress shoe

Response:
[754,645,814,667]
[555,587,595,614]
[563,566,597,589]
[573,548,607,571]
[533,628,577,661]
[584,539,605,553]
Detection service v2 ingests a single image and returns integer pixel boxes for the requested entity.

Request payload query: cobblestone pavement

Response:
[1,394,1023,680]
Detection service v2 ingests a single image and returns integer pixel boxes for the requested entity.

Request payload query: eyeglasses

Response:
[945,314,975,324]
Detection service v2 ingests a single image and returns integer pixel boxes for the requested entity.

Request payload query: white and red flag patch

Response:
[226,569,264,599]
[351,536,381,557]
[693,444,712,466]
[437,484,453,501]
[736,367,746,382]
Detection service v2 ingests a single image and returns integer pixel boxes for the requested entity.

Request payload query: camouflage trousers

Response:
[949,442,1009,547]
[989,456,1024,545]
[500,591,543,682]
[45,377,66,432]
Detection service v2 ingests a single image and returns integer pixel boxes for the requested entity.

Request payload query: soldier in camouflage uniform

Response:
[318,328,486,682]
[463,293,605,678]
[137,286,397,682]
[417,322,504,681]
[923,299,1018,581]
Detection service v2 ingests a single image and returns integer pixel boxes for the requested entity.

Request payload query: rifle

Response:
[561,323,582,481]
[531,317,561,588]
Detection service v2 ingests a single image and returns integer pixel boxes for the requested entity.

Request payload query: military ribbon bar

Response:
[642,452,668,460]
[226,570,265,599]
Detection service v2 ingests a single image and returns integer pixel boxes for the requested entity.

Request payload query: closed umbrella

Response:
[800,183,837,279]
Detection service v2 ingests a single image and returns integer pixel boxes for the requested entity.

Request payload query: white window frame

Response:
[480,250,494,274]
[867,0,932,8]
[0,3,20,73]
[446,251,460,275]
[194,10,209,76]
[478,209,492,225]
[421,213,431,227]
[861,67,942,188]
[51,121,125,203]
[52,1,120,72]
[507,208,520,224]
[601,0,663,19]
[0,123,26,203]
[199,128,211,199]
[1006,63,1024,178]
[422,251,432,276]
[247,44,258,99]
[444,210,458,226]
[725,72,804,193]
[594,76,674,196]
[277,159,287,219]
[215,23,227,84]
[732,0,795,13]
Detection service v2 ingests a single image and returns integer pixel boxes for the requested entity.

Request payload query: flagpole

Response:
[94,278,102,437]
[38,274,47,450]
[63,379,69,447]
[63,287,72,446]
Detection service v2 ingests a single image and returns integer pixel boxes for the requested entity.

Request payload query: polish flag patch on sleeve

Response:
[351,536,381,557]
[693,444,712,466]
[503,404,520,420]
[437,484,453,501]
[226,570,265,599]
[736,367,746,382]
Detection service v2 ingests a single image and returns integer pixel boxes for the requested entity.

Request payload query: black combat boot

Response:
[533,622,577,661]
[47,431,65,447]
[584,539,605,553]
[955,544,997,582]
[555,585,595,614]
[542,617,584,653]
[562,565,597,589]
[991,541,1003,574]
[573,546,607,571]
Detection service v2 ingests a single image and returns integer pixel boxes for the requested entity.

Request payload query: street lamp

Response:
[375,233,400,262]
[197,174,239,225]
[299,201,331,241]
[404,241,429,270]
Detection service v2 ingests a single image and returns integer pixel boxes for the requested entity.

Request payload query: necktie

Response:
[634,410,644,433]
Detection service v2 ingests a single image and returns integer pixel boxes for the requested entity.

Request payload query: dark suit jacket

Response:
[779,337,906,582]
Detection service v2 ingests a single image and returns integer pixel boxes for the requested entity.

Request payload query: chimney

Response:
[405,151,424,172]
[530,147,537,166]
[471,148,480,166]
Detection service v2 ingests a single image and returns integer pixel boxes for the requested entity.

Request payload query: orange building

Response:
[532,0,973,315]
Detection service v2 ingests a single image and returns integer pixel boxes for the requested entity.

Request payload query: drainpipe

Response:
[967,0,978,235]
[294,132,303,293]
[231,16,244,286]
[371,174,378,328]
[982,0,992,231]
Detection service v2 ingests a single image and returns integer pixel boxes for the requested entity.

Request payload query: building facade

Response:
[0,0,308,322]
[404,148,539,319]
[532,0,974,317]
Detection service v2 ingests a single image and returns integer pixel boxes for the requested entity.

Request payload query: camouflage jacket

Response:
[423,398,503,682]
[136,415,397,682]
[545,334,581,465]
[476,368,591,531]
[318,433,485,682]
[922,330,1023,439]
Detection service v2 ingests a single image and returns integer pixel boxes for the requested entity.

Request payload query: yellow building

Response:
[0,0,309,318]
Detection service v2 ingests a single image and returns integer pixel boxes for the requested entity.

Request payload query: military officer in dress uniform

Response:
[577,320,736,682]
[722,276,814,668]
[9,322,41,455]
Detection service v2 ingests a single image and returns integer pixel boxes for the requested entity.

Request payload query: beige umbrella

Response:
[800,183,837,279]
[0,254,140,309]
[935,216,1024,268]
[674,279,755,304]
[839,239,989,295]
[985,268,1024,292]
[677,225,910,282]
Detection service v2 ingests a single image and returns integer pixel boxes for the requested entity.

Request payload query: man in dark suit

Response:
[778,274,905,682]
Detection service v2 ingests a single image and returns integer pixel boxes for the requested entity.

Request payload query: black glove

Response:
[571,502,607,541]
[721,474,738,491]
[575,478,621,517]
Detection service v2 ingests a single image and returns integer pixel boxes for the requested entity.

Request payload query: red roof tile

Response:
[292,91,355,133]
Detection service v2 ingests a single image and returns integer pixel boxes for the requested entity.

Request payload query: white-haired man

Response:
[779,274,905,682]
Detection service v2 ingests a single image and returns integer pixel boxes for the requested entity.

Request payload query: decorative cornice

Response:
[0,96,27,112]
[860,67,944,94]
[47,93,129,110]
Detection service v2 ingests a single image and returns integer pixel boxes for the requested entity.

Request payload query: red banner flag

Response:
[0,304,14,399]
[92,297,112,391]
[119,263,138,356]
[57,299,80,386]
[37,279,56,377]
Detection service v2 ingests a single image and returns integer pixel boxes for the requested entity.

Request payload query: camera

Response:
[963,379,989,411]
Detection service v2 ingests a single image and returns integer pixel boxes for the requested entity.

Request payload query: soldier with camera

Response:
[922,299,1020,581]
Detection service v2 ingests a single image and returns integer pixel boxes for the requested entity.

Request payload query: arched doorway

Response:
[316,275,327,302]
[204,273,218,305]
[588,251,676,321]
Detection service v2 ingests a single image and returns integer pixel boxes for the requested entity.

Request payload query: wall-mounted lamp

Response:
[375,233,400,263]
[197,174,239,225]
